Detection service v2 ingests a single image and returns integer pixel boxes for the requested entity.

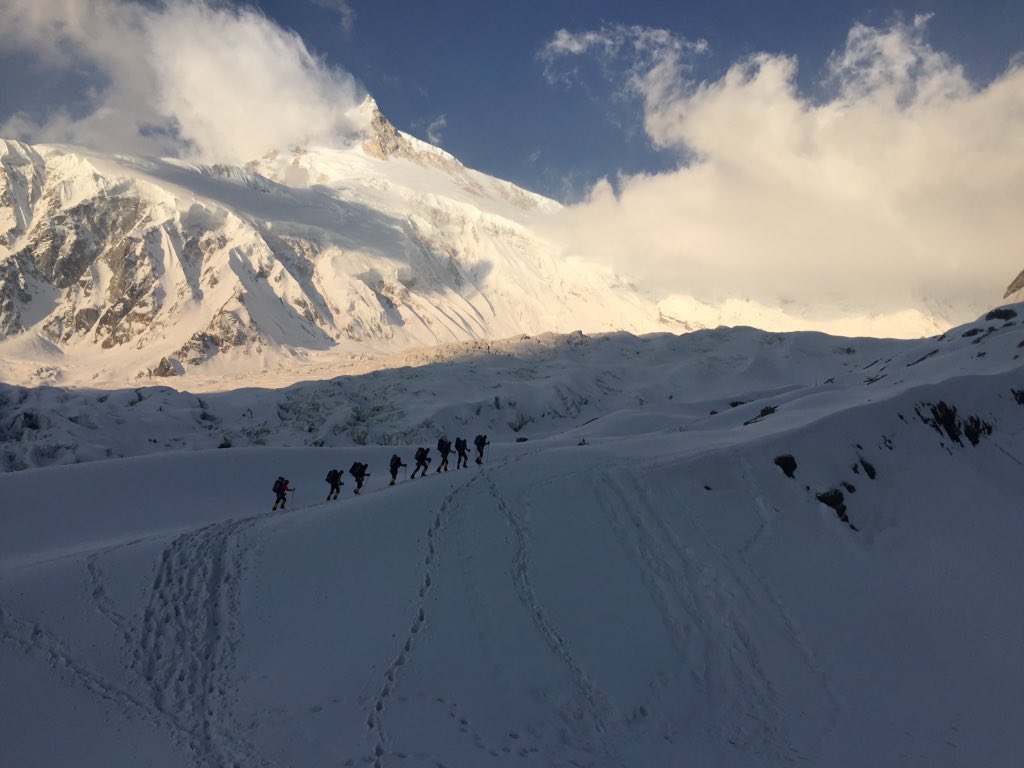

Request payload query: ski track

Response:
[598,465,839,765]
[595,470,778,757]
[486,468,624,766]
[440,463,554,763]
[589,473,705,739]
[733,453,842,741]
[735,455,780,561]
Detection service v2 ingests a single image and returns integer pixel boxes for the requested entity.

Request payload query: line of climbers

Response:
[271,434,490,510]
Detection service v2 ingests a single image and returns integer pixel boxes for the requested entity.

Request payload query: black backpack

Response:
[325,469,339,484]
[390,454,402,470]
[272,477,285,493]
[455,438,466,452]
[350,462,361,476]
[475,434,486,448]
[415,447,427,462]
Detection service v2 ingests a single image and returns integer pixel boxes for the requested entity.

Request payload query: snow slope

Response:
[2,305,1023,766]
[3,304,1022,472]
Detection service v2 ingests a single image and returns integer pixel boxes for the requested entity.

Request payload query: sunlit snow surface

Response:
[2,307,1024,766]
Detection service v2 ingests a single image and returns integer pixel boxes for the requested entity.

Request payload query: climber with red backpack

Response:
[272,476,296,510]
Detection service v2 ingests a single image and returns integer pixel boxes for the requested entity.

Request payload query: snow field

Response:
[3,305,1024,766]
[4,371,1024,766]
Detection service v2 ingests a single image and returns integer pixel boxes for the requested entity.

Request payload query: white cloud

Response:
[410,113,447,147]
[426,114,447,146]
[0,0,367,164]
[539,20,1024,333]
[540,23,707,105]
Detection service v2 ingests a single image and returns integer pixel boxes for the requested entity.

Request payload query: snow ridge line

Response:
[134,516,264,768]
[484,470,620,762]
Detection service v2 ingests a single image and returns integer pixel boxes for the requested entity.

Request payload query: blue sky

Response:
[0,0,1021,322]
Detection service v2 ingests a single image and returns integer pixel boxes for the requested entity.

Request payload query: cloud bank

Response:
[540,19,1024,333]
[0,0,366,164]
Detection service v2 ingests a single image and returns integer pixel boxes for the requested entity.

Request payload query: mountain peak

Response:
[357,96,402,159]
[357,96,462,171]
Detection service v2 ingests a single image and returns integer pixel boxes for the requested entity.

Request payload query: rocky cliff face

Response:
[0,145,267,369]
[0,141,46,336]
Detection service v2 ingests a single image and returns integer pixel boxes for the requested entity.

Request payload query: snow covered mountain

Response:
[0,100,667,389]
[2,303,1023,766]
